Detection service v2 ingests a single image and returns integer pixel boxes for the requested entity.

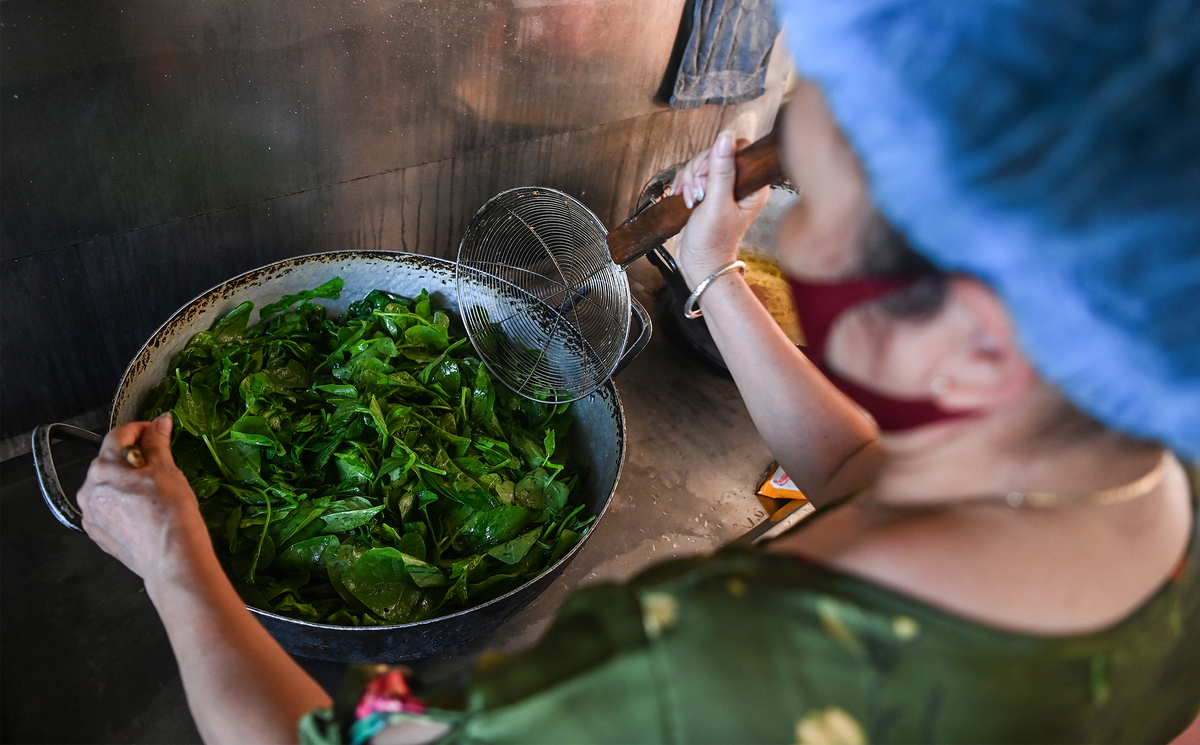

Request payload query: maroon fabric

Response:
[787,276,973,432]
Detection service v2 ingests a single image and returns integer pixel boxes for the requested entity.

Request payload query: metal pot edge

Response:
[100,249,629,651]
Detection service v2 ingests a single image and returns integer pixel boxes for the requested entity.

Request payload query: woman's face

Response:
[774,81,950,401]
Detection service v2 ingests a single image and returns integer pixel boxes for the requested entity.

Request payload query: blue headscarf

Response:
[779,0,1200,459]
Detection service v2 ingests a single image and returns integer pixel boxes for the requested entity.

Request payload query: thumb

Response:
[705,130,738,200]
[138,413,177,466]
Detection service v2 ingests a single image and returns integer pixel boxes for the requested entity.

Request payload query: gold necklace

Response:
[958,450,1171,509]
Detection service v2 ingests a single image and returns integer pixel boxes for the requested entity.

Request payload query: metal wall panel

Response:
[0,0,786,438]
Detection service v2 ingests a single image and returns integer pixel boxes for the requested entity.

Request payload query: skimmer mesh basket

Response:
[456,187,631,403]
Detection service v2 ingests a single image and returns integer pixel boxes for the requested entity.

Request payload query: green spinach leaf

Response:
[144,280,594,626]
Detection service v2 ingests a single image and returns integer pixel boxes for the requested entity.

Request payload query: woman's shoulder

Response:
[764,456,1197,636]
[529,507,1200,743]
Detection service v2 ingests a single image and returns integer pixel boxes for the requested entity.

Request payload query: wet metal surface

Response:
[2,0,698,254]
[0,0,788,440]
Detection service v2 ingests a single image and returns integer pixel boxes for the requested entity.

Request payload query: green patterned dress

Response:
[302,471,1200,744]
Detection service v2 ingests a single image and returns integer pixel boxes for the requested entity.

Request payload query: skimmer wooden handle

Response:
[606,131,783,267]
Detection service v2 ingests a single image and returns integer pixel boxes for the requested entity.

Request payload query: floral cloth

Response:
[299,665,443,745]
[302,470,1200,744]
[349,669,428,744]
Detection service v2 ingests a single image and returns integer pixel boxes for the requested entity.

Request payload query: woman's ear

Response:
[928,278,1038,412]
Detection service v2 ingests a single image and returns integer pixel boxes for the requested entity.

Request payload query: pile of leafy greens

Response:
[142,278,592,626]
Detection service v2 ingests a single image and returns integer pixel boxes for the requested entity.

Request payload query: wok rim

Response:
[107,249,627,634]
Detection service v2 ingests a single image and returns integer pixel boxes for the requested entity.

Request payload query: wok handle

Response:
[613,295,652,377]
[32,423,103,532]
[606,131,783,267]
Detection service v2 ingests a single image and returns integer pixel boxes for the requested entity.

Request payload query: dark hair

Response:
[858,209,948,319]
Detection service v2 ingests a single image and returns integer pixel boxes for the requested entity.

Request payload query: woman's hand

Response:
[670,129,771,287]
[77,414,212,589]
[78,414,334,744]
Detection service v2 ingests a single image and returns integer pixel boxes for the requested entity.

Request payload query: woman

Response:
[77,1,1200,742]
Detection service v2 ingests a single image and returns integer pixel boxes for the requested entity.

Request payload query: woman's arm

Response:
[670,131,883,505]
[78,415,332,744]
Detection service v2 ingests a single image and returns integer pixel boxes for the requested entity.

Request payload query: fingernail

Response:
[683,186,694,209]
[716,130,735,157]
[694,187,704,203]
[156,413,173,434]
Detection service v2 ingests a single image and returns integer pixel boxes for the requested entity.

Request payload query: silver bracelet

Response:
[683,260,747,319]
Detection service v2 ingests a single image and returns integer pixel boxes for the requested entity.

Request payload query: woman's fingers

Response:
[98,420,155,462]
[670,143,715,207]
[730,136,771,210]
[703,131,738,198]
[672,131,768,206]
[90,416,174,486]
[704,133,770,213]
[671,129,771,285]
[136,414,175,466]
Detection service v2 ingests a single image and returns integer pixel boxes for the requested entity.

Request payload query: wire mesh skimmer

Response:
[456,132,782,403]
[456,188,631,403]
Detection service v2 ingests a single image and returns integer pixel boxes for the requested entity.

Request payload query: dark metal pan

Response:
[32,251,642,661]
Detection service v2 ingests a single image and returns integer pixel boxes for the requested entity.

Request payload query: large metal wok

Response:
[33,251,642,661]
